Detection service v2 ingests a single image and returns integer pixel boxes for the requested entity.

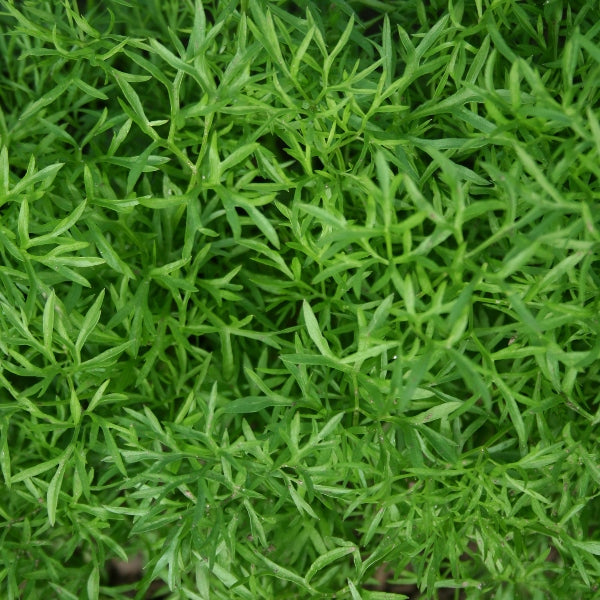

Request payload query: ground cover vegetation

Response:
[0,0,599,598]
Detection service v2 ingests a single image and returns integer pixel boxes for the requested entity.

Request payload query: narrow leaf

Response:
[305,546,355,583]
[302,300,331,356]
[43,290,56,354]
[76,289,105,356]
[47,448,73,526]
[11,455,62,483]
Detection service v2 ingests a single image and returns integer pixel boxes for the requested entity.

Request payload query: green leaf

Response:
[222,396,292,414]
[366,293,394,336]
[75,289,105,357]
[348,578,363,600]
[0,422,11,488]
[9,162,64,197]
[313,412,344,445]
[11,455,63,484]
[445,347,491,410]
[36,256,105,269]
[571,541,600,556]
[80,340,134,370]
[47,447,73,526]
[220,142,260,172]
[248,0,290,76]
[150,257,190,277]
[87,222,135,279]
[305,545,355,583]
[415,15,449,59]
[323,15,354,84]
[18,198,29,247]
[42,289,56,354]
[101,424,127,477]
[0,145,8,197]
[409,401,462,424]
[364,592,409,600]
[287,480,319,519]
[70,388,82,425]
[87,379,112,413]
[246,204,280,248]
[86,566,100,600]
[302,300,331,356]
[112,69,152,132]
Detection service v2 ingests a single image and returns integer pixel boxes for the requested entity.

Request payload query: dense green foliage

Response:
[1,0,600,598]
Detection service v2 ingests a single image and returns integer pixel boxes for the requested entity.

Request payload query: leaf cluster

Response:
[0,0,599,599]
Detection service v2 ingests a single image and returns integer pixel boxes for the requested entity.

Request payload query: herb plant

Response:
[1,0,599,598]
